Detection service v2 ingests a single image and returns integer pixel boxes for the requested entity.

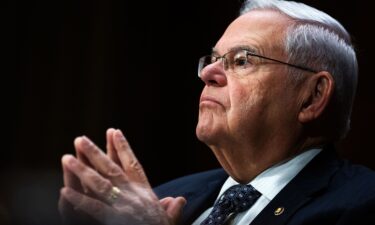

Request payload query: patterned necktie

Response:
[200,184,261,225]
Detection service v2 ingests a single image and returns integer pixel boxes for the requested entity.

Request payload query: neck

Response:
[208,135,326,183]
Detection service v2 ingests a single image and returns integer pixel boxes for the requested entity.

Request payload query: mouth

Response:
[200,96,223,107]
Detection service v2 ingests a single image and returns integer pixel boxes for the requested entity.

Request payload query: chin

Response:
[196,109,226,145]
[196,123,219,145]
[196,125,210,142]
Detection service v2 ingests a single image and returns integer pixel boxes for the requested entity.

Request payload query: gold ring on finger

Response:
[107,186,121,204]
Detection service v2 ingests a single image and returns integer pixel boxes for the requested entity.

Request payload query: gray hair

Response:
[240,0,358,140]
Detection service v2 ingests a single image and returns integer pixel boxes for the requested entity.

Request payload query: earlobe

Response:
[298,71,334,123]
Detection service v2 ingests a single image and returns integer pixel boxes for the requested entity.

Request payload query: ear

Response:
[298,71,335,123]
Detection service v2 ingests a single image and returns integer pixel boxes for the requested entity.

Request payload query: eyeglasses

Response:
[198,48,317,77]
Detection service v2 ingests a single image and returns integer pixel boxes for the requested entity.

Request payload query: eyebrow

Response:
[211,45,259,55]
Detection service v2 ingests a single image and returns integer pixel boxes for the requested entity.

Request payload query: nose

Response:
[199,61,228,87]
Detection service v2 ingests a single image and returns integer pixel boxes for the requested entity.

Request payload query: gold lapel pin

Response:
[274,207,285,216]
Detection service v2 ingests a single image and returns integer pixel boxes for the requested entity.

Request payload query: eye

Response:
[232,52,251,68]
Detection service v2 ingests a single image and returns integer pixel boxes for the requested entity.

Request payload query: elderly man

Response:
[59,0,375,224]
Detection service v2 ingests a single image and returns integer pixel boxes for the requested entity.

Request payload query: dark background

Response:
[3,0,374,224]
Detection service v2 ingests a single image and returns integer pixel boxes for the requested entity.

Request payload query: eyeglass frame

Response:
[198,46,318,77]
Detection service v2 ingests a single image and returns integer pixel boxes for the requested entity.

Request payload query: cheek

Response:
[228,81,268,120]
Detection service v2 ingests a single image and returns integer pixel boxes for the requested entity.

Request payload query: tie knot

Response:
[217,184,261,213]
[200,184,261,225]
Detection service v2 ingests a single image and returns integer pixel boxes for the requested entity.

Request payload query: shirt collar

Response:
[219,148,322,201]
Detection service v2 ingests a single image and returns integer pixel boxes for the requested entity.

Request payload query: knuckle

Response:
[90,147,101,156]
[119,140,130,150]
[106,165,122,177]
[128,159,143,171]
[96,179,112,195]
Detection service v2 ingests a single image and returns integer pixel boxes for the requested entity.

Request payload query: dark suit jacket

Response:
[154,148,375,225]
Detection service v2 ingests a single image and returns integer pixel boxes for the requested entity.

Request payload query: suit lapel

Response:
[181,171,228,225]
[251,147,340,225]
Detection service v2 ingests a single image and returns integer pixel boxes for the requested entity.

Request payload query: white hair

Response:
[240,0,358,140]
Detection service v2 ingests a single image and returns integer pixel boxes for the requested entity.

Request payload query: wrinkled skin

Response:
[59,128,186,225]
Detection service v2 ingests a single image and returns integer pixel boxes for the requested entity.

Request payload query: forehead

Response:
[215,10,292,55]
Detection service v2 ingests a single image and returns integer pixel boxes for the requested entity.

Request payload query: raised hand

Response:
[59,129,186,225]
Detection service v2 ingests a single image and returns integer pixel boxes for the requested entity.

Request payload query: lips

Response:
[200,95,223,107]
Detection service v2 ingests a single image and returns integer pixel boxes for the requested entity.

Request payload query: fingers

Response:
[58,195,76,225]
[62,156,83,191]
[58,194,70,217]
[60,130,173,225]
[74,139,94,194]
[73,129,149,187]
[61,155,90,224]
[61,186,169,225]
[74,136,125,185]
[75,140,94,170]
[113,129,150,187]
[160,197,175,210]
[106,128,122,167]
[62,154,122,202]
[60,187,114,224]
[160,197,187,224]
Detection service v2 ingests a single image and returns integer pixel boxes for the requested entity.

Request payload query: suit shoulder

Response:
[318,160,375,211]
[336,161,375,193]
[338,160,375,184]
[153,168,227,198]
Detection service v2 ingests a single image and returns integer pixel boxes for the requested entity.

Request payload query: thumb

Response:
[160,197,187,224]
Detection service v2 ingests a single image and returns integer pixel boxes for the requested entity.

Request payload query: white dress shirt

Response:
[192,148,321,225]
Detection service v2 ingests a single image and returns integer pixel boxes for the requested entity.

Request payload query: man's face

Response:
[196,10,302,150]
